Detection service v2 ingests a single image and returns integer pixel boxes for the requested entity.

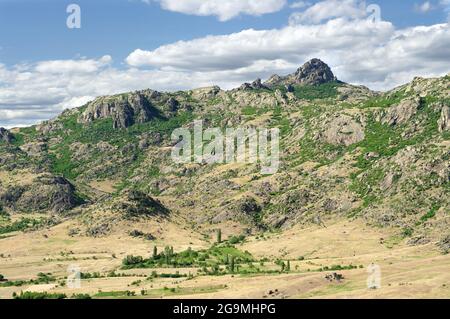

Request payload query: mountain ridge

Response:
[0,59,449,253]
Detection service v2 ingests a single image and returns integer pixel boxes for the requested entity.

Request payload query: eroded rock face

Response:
[0,175,80,213]
[438,105,450,132]
[79,90,162,129]
[322,115,365,146]
[190,86,221,100]
[0,128,13,143]
[382,98,421,126]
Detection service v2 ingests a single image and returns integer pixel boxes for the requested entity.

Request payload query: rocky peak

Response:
[264,58,338,87]
[293,58,337,85]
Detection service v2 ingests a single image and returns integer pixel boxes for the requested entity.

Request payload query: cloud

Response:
[149,0,287,21]
[126,19,394,71]
[1,0,450,128]
[288,0,366,25]
[415,1,433,13]
[124,18,450,90]
[35,55,112,74]
[290,1,310,9]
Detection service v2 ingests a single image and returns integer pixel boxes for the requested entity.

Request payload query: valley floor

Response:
[1,218,449,299]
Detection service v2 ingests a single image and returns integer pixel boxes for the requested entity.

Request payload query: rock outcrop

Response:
[321,114,365,146]
[238,78,269,91]
[79,90,163,129]
[112,190,169,218]
[0,175,81,214]
[381,97,421,126]
[0,128,13,143]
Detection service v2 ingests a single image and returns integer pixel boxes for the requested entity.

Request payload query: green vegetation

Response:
[0,272,56,287]
[420,205,440,222]
[271,107,291,136]
[275,82,342,101]
[13,291,67,299]
[360,89,408,109]
[0,218,49,235]
[122,244,253,270]
[227,235,246,245]
[49,109,194,179]
[94,290,136,298]
[318,264,362,272]
[216,229,222,244]
[292,82,341,100]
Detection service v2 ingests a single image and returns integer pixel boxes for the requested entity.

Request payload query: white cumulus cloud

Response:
[149,0,287,21]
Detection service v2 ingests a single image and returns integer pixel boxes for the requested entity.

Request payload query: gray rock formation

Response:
[438,105,450,132]
[0,128,13,143]
[79,90,163,129]
[382,97,421,126]
[0,175,80,214]
[238,78,269,91]
[265,58,338,87]
[322,114,365,146]
[292,58,337,85]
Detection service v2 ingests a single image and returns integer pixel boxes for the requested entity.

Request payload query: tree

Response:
[229,256,235,273]
[216,229,222,244]
[286,260,291,272]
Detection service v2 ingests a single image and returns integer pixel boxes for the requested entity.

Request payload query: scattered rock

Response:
[437,235,450,254]
[325,273,344,282]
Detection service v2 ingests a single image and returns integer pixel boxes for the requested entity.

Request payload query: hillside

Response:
[0,59,449,299]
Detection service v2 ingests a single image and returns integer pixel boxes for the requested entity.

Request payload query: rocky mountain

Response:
[265,58,338,87]
[0,59,449,251]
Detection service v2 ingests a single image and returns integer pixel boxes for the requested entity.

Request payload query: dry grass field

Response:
[1,217,449,299]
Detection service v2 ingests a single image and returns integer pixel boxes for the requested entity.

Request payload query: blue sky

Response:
[0,0,449,127]
[0,0,448,66]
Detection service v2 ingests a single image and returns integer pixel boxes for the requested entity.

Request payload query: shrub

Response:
[122,255,144,266]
